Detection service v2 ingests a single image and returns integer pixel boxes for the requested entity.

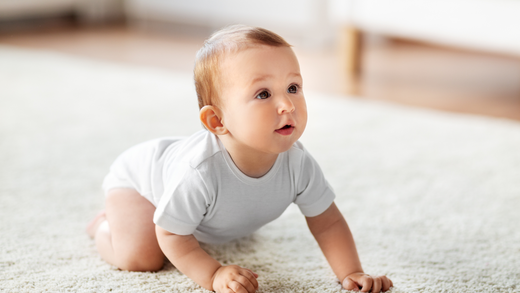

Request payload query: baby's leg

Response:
[86,211,107,238]
[92,188,164,271]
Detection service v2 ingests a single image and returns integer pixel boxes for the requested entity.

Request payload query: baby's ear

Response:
[199,106,228,135]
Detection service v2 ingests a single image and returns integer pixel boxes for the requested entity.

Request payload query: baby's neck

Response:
[219,138,278,178]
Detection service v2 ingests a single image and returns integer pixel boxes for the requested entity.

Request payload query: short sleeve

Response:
[294,148,336,217]
[153,167,211,235]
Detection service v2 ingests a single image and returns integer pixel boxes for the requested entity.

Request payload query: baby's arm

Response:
[306,202,393,292]
[155,226,258,293]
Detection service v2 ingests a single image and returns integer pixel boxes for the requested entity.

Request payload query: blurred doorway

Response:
[1,21,519,121]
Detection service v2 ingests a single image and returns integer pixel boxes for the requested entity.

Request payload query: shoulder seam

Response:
[195,168,213,209]
[190,149,222,169]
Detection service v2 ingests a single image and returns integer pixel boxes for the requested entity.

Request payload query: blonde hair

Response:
[194,25,291,109]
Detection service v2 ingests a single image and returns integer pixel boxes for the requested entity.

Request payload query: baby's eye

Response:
[256,90,271,99]
[287,85,298,94]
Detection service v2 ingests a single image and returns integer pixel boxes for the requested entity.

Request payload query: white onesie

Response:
[103,130,335,244]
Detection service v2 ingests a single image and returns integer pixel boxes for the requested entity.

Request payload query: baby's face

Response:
[218,45,307,155]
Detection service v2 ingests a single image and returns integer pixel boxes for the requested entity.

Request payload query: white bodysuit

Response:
[103,130,335,244]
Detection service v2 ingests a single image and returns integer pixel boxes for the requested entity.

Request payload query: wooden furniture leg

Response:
[340,25,363,95]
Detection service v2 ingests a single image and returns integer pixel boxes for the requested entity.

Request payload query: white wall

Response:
[124,0,342,48]
[0,0,124,23]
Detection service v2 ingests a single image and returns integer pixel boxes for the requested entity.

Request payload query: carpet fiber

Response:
[1,46,519,293]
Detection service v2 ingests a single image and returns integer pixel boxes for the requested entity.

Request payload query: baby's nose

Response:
[278,96,295,114]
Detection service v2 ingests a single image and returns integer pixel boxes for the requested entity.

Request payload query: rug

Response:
[1,45,519,293]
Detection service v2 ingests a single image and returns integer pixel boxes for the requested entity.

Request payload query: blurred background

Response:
[1,0,519,120]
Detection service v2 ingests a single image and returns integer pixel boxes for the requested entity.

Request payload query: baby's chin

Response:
[274,140,300,154]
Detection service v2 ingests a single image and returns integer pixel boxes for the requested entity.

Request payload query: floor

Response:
[1,21,519,121]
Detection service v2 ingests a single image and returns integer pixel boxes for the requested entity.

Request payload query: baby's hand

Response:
[212,265,259,293]
[342,272,393,292]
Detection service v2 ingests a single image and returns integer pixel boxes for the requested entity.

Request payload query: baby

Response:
[87,25,393,293]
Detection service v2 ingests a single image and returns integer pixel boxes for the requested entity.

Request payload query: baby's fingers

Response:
[221,288,235,293]
[233,275,257,293]
[342,278,360,291]
[241,269,259,290]
[228,280,250,293]
[245,268,259,279]
[359,276,373,292]
[371,277,382,293]
[380,276,393,292]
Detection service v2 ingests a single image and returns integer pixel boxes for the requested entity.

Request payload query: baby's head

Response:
[194,24,291,109]
[195,25,307,155]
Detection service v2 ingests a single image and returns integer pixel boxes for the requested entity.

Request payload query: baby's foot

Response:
[86,211,106,238]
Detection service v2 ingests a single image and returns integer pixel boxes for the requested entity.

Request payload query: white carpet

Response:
[1,45,519,293]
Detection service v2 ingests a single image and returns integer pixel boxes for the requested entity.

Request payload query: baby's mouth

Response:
[275,124,295,135]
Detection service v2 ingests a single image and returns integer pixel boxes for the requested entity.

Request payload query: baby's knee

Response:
[116,251,164,272]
